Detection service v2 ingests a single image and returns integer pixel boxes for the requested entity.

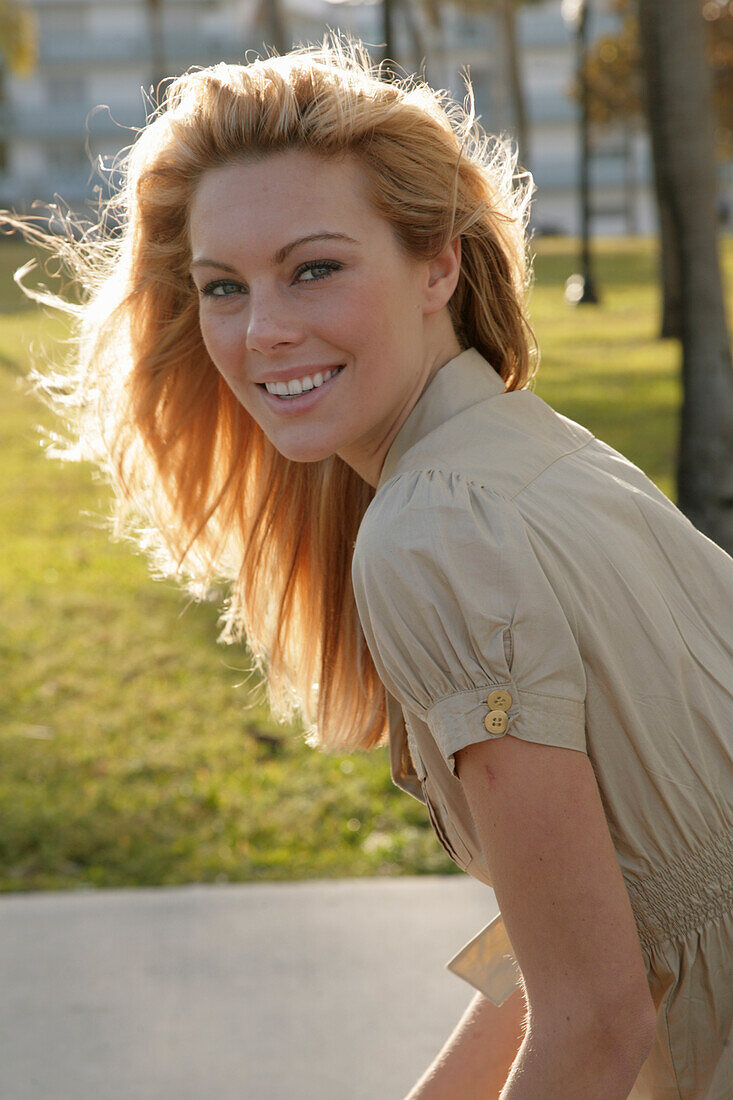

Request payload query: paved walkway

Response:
[0,876,500,1100]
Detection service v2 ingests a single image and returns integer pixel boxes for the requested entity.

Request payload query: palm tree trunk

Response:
[147,0,165,97]
[383,0,397,68]
[403,0,428,80]
[258,0,287,55]
[638,16,682,342]
[658,191,682,340]
[638,0,733,552]
[498,0,529,171]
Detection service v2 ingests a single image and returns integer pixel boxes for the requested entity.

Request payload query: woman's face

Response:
[188,149,461,486]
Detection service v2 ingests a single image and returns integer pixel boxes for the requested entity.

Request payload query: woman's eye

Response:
[295,261,341,283]
[200,280,243,297]
[198,262,340,298]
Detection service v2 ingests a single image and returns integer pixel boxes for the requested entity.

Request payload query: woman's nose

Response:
[245,290,303,353]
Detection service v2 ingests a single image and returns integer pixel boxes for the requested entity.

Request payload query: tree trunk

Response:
[638,28,682,342]
[498,0,529,172]
[658,189,682,340]
[403,0,429,81]
[383,0,397,73]
[637,0,733,552]
[147,0,166,99]
[258,0,287,55]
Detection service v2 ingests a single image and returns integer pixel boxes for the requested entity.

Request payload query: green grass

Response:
[530,236,689,501]
[1,236,731,893]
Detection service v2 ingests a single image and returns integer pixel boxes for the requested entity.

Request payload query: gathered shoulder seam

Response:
[378,441,595,503]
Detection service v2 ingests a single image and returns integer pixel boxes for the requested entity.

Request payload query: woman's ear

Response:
[424,236,462,314]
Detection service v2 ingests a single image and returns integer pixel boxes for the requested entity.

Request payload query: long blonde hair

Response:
[5,35,536,754]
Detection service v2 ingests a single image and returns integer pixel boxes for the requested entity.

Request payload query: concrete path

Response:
[0,877,500,1100]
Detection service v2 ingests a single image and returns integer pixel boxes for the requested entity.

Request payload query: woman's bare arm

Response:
[403,986,527,1100]
[454,735,657,1098]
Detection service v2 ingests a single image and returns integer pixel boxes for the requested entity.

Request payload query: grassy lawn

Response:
[1,235,731,893]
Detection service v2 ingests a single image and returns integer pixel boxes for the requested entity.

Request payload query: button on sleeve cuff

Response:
[427,684,587,777]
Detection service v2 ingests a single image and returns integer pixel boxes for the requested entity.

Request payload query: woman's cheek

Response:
[199,311,242,375]
[324,284,373,339]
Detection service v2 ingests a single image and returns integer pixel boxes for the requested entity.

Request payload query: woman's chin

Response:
[269,437,339,465]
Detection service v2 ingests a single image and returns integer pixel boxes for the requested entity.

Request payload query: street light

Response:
[562,0,600,304]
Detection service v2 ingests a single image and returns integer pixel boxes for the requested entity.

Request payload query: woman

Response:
[5,38,731,1099]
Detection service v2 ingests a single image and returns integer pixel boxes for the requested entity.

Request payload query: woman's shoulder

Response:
[375,390,597,507]
[353,468,519,584]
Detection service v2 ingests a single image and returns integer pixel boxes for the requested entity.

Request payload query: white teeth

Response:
[264,366,342,397]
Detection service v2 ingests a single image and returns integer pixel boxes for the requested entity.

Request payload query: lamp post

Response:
[562,0,599,304]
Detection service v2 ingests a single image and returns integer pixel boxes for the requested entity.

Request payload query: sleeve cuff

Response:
[427,683,587,776]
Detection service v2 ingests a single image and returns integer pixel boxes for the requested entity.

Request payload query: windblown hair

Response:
[4,35,536,754]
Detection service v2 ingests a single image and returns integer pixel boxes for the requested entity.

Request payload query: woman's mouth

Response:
[259,364,346,412]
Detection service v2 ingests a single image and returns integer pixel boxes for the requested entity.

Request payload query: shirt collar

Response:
[376,347,507,491]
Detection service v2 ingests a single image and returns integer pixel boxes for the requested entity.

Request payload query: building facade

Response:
[0,0,664,235]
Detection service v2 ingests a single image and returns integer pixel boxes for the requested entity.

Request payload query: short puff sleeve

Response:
[352,470,587,775]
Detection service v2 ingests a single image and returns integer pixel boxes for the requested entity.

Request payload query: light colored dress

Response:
[351,348,733,1099]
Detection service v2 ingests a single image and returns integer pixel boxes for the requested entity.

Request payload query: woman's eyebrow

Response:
[191,231,359,272]
[271,231,359,264]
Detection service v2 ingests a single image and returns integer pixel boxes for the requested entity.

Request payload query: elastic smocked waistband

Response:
[625,829,733,954]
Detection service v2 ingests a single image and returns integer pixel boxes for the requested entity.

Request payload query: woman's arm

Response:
[453,734,657,1099]
[498,1009,654,1099]
[403,986,527,1100]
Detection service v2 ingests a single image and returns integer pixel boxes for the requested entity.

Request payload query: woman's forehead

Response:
[188,152,380,253]
[193,150,365,207]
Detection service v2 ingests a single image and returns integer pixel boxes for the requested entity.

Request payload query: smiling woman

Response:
[0,35,533,763]
[3,32,732,1100]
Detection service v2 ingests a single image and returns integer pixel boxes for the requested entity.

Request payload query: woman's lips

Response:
[259,365,346,414]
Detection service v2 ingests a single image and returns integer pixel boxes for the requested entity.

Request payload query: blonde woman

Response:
[6,38,731,1100]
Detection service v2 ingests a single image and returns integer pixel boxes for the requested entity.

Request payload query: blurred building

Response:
[0,0,660,235]
[404,0,657,235]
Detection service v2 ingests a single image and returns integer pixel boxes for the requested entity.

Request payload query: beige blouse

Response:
[352,348,733,1099]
